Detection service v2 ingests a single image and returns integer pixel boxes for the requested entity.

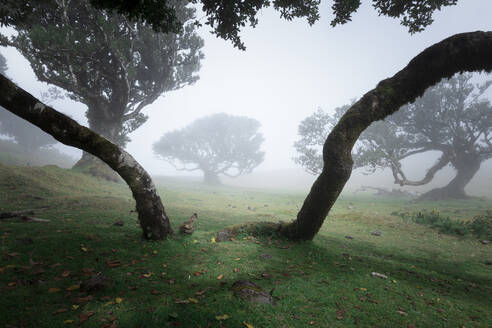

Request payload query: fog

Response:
[1,0,492,195]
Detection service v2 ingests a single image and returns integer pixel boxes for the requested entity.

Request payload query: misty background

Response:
[1,0,491,195]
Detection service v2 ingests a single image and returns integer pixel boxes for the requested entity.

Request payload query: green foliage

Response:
[153,113,265,183]
[392,209,492,240]
[469,210,492,240]
[1,1,460,50]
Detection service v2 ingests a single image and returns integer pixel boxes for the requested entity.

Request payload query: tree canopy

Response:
[2,0,203,147]
[1,0,459,50]
[153,113,265,184]
[294,73,492,200]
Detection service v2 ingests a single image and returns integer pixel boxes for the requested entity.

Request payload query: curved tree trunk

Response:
[280,31,492,241]
[0,73,173,240]
[418,154,481,200]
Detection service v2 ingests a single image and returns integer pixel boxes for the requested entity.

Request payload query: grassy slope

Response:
[0,164,491,328]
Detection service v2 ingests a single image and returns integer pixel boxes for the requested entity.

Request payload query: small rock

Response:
[113,220,124,226]
[371,272,388,279]
[480,240,490,245]
[371,230,382,236]
[231,280,274,304]
[345,235,354,240]
[80,272,111,292]
[216,231,230,242]
[259,253,272,260]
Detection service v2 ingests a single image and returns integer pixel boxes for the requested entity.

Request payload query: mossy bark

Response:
[282,31,492,240]
[0,73,173,240]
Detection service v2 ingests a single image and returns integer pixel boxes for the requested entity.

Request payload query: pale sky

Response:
[2,0,492,179]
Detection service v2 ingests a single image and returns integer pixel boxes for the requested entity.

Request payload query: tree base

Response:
[72,153,121,183]
[214,221,307,241]
[417,187,469,201]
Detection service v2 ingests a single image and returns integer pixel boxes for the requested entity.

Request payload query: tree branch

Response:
[0,73,173,240]
[391,153,450,186]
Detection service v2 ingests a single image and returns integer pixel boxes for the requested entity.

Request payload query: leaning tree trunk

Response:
[418,154,481,201]
[280,31,492,240]
[0,73,173,240]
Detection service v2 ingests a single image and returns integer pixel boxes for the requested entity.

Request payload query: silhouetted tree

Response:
[154,113,265,184]
[3,0,203,179]
[295,73,492,200]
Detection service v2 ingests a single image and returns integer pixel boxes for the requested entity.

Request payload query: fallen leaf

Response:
[52,308,68,315]
[397,311,408,316]
[61,271,71,278]
[309,321,316,325]
[243,322,254,328]
[81,247,88,252]
[188,297,199,304]
[175,299,190,304]
[64,319,74,324]
[115,297,123,304]
[359,288,367,291]
[215,314,230,320]
[79,311,95,324]
[233,268,239,273]
[106,260,121,268]
[72,305,79,310]
[75,295,93,304]
[141,272,153,278]
[66,284,80,291]
[217,274,224,280]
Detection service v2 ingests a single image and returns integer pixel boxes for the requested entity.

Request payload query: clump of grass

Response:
[391,209,492,239]
[468,210,492,239]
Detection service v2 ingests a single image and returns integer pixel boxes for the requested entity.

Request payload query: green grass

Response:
[0,163,491,327]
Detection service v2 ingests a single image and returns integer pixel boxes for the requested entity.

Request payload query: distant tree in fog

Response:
[153,113,265,185]
[294,73,492,200]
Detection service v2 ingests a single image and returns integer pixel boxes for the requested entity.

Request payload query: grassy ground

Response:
[0,163,491,328]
